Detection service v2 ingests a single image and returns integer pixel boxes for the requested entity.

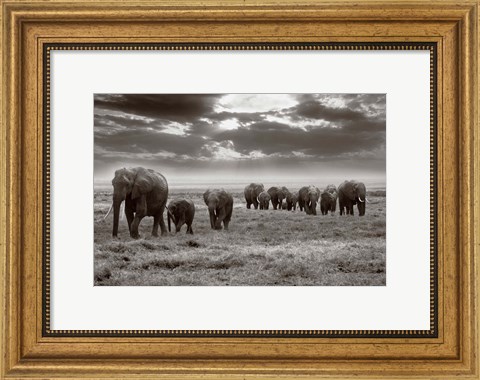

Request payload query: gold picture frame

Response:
[1,0,478,378]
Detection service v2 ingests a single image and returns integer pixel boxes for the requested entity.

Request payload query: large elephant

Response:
[257,191,271,210]
[244,183,265,209]
[320,184,338,215]
[203,189,234,230]
[167,198,195,234]
[109,167,168,239]
[267,186,286,210]
[298,185,321,215]
[338,180,367,216]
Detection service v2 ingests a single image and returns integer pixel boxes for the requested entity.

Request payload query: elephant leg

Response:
[152,214,160,237]
[253,198,259,209]
[246,201,251,209]
[215,208,226,230]
[187,224,193,234]
[208,209,216,229]
[158,211,168,236]
[125,198,134,232]
[223,204,232,230]
[130,196,147,239]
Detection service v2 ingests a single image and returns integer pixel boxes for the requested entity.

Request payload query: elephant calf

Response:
[284,187,297,211]
[291,191,299,211]
[167,198,195,234]
[203,189,234,230]
[257,191,271,210]
[320,185,338,215]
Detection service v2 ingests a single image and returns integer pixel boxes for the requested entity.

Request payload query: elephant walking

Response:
[257,191,271,210]
[298,186,321,215]
[267,186,286,210]
[244,183,264,209]
[338,180,367,216]
[283,187,296,211]
[203,189,234,230]
[291,191,299,211]
[109,167,168,239]
[320,184,338,215]
[167,198,195,234]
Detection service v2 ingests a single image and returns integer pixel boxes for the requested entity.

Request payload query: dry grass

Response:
[94,188,386,286]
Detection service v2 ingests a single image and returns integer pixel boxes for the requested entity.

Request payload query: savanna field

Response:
[94,185,386,286]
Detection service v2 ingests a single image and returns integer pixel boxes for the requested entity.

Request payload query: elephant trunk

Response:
[358,201,366,216]
[304,200,311,214]
[208,205,217,229]
[112,197,123,237]
[176,217,184,233]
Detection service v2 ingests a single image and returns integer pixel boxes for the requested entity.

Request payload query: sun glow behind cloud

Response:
[216,94,298,113]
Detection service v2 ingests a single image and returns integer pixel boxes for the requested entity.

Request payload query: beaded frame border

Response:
[42,42,437,338]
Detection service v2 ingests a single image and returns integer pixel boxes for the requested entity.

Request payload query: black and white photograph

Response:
[94,93,386,286]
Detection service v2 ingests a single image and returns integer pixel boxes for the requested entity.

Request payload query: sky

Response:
[94,94,386,185]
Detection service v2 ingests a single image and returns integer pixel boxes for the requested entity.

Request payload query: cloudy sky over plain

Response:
[94,94,386,185]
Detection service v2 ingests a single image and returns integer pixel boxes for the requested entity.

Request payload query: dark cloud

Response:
[95,94,222,123]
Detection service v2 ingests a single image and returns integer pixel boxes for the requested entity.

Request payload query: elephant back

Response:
[298,186,309,200]
[258,190,271,201]
[292,192,299,203]
[321,191,335,201]
[245,183,264,195]
[325,184,337,194]
[281,186,291,197]
[204,188,233,208]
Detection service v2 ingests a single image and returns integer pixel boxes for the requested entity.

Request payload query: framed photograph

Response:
[1,0,478,378]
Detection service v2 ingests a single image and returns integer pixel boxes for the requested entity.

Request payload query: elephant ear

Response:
[132,177,153,199]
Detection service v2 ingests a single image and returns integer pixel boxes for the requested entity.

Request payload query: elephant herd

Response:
[244,181,367,217]
[105,166,367,239]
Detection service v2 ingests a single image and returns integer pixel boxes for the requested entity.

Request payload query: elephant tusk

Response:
[103,203,113,220]
[358,197,365,203]
[366,198,370,203]
[120,202,125,220]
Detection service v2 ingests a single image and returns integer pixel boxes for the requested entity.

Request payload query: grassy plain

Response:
[94,186,386,286]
